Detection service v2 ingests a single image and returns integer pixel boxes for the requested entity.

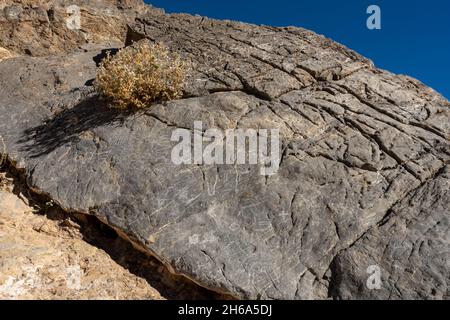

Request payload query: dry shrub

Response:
[95,41,189,109]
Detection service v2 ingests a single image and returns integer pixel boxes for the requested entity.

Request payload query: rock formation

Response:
[0,172,162,300]
[0,0,449,299]
[0,170,222,299]
[0,0,147,56]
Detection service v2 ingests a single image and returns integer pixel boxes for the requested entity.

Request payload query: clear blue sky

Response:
[145,1,450,99]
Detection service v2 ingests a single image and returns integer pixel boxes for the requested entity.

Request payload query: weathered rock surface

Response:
[0,194,162,299]
[0,171,162,299]
[0,0,148,56]
[0,171,223,299]
[0,1,449,299]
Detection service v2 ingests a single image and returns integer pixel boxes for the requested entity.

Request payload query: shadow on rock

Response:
[19,95,131,158]
[93,48,120,67]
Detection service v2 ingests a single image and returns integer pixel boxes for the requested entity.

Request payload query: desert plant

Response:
[95,41,189,109]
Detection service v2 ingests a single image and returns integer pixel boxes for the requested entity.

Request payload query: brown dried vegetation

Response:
[95,41,188,109]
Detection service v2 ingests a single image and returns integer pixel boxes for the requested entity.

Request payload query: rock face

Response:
[0,0,147,56]
[0,186,163,300]
[0,171,220,300]
[1,1,449,299]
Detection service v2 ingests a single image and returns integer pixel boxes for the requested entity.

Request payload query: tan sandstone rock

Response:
[0,174,163,299]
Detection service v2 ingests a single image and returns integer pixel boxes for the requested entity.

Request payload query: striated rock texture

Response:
[0,171,222,300]
[0,1,449,299]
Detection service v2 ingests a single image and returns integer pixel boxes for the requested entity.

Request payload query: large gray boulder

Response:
[0,3,449,299]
